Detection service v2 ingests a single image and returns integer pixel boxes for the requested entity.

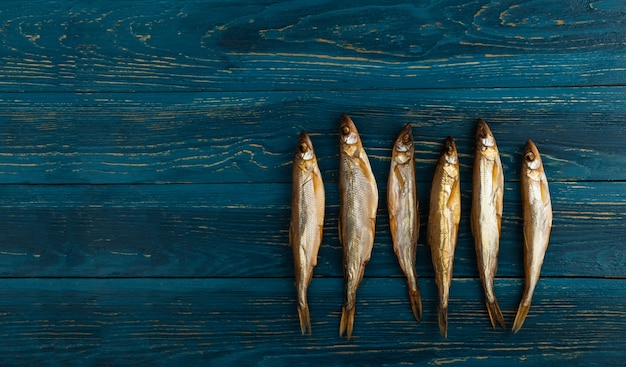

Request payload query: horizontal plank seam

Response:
[0,275,622,280]
[0,179,622,187]
[0,84,625,95]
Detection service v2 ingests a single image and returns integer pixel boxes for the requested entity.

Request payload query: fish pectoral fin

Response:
[356,157,376,186]
[370,217,376,235]
[447,178,461,219]
[540,178,551,206]
[393,165,405,188]
[494,186,503,232]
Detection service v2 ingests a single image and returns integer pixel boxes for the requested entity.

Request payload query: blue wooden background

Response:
[0,0,624,365]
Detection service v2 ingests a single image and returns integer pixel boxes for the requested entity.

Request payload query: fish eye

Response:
[525,152,535,162]
[402,134,410,144]
[479,127,488,139]
[299,143,308,153]
[341,125,351,135]
[446,145,453,155]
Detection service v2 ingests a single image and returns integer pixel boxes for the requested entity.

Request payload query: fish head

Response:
[442,136,458,165]
[392,123,414,164]
[476,118,496,150]
[339,113,361,147]
[339,113,363,158]
[523,139,542,171]
[295,131,316,165]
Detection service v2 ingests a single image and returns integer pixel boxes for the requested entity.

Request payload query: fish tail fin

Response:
[438,304,448,338]
[485,298,506,330]
[409,286,423,322]
[339,305,355,339]
[512,301,531,333]
[297,304,311,335]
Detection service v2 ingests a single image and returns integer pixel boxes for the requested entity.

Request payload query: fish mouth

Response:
[339,114,359,145]
[442,136,458,164]
[395,124,413,152]
[476,119,495,147]
[296,131,315,160]
[524,140,541,170]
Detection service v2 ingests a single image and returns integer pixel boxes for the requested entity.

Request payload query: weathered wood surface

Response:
[0,0,624,92]
[0,278,623,367]
[0,0,624,365]
[0,88,624,184]
[0,182,622,278]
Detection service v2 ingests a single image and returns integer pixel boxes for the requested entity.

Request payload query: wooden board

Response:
[0,0,624,92]
[0,278,623,366]
[0,182,623,278]
[0,88,624,184]
[0,0,624,365]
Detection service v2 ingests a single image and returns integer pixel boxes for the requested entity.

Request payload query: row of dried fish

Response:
[289,114,552,339]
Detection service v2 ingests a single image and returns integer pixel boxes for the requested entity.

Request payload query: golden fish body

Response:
[512,140,552,333]
[428,136,461,338]
[471,119,506,329]
[290,131,325,335]
[387,124,422,322]
[338,114,378,339]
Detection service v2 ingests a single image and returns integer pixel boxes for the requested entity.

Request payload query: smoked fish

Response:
[471,119,506,329]
[512,140,552,333]
[338,114,378,339]
[290,131,325,335]
[388,124,422,322]
[428,136,461,338]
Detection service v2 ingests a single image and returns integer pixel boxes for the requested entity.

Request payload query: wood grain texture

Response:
[0,0,623,92]
[0,278,623,367]
[0,0,624,364]
[0,182,622,278]
[0,88,625,184]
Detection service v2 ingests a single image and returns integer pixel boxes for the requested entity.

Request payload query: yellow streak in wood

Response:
[431,357,470,365]
[555,20,565,25]
[460,41,533,51]
[228,50,401,65]
[474,4,490,19]
[0,251,28,256]
[25,34,40,42]
[101,162,150,167]
[110,251,139,256]
[316,38,407,58]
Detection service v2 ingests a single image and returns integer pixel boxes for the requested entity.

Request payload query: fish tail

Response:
[438,304,448,338]
[409,286,423,322]
[485,297,506,330]
[297,304,311,335]
[512,301,531,333]
[339,305,355,339]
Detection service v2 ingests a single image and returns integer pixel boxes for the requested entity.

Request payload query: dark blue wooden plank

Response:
[0,1,622,364]
[0,0,623,92]
[0,182,622,278]
[0,278,622,367]
[0,88,624,184]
